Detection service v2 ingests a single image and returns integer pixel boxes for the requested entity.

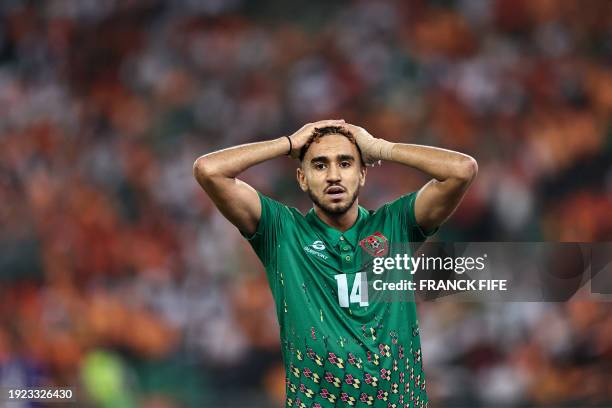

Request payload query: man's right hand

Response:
[288,119,345,159]
[194,118,345,236]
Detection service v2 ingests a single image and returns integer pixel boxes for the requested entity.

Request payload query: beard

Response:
[307,185,360,215]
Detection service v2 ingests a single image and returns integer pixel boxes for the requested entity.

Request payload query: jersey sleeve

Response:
[384,191,438,243]
[240,191,288,267]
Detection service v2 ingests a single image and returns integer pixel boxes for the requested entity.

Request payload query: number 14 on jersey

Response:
[334,272,369,307]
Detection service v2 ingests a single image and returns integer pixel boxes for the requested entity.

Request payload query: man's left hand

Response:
[345,124,395,166]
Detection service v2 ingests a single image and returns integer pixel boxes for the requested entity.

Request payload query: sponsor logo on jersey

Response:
[311,240,326,251]
[359,232,389,257]
[304,240,328,260]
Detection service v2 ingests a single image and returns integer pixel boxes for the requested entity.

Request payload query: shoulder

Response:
[369,192,436,240]
[257,191,304,223]
[242,191,305,243]
[371,192,419,218]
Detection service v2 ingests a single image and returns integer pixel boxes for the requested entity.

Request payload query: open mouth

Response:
[326,186,346,200]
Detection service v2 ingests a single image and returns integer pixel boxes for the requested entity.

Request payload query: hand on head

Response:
[289,120,391,166]
[287,119,346,159]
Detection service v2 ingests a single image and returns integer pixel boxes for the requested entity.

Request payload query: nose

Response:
[326,163,341,183]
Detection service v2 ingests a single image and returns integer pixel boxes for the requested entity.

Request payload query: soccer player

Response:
[193,119,477,407]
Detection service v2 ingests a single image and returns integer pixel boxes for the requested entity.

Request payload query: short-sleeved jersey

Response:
[242,192,434,408]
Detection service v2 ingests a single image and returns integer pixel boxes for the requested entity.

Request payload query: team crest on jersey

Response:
[359,232,389,257]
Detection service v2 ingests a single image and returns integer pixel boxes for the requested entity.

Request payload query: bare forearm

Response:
[192,119,346,235]
[193,137,289,181]
[346,124,477,181]
[194,119,346,183]
[391,143,477,230]
[388,143,477,182]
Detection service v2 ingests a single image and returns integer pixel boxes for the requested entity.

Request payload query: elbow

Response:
[455,155,478,184]
[193,156,220,185]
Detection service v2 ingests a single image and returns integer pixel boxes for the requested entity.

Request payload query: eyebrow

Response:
[310,154,356,163]
[337,154,356,162]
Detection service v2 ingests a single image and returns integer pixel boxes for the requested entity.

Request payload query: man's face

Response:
[297,134,366,215]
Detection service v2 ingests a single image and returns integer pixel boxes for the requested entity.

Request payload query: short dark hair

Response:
[299,126,362,163]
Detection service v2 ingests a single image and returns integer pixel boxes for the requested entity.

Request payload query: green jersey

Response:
[242,191,434,408]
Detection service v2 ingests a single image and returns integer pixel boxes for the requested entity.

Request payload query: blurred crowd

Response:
[0,0,610,406]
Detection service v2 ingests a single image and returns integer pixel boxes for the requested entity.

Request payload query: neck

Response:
[313,201,359,232]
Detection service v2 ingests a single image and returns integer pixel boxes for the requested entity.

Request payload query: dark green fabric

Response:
[242,191,434,408]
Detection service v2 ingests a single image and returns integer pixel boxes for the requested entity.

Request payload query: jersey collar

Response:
[306,206,368,249]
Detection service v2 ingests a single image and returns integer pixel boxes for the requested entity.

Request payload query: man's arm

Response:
[347,124,477,231]
[387,144,477,231]
[193,119,345,236]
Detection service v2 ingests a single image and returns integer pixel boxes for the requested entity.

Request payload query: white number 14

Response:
[334,273,369,307]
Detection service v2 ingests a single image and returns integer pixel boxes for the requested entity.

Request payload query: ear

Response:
[359,165,367,187]
[296,166,308,192]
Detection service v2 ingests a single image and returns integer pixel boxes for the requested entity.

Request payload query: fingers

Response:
[311,119,345,128]
[345,123,363,132]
